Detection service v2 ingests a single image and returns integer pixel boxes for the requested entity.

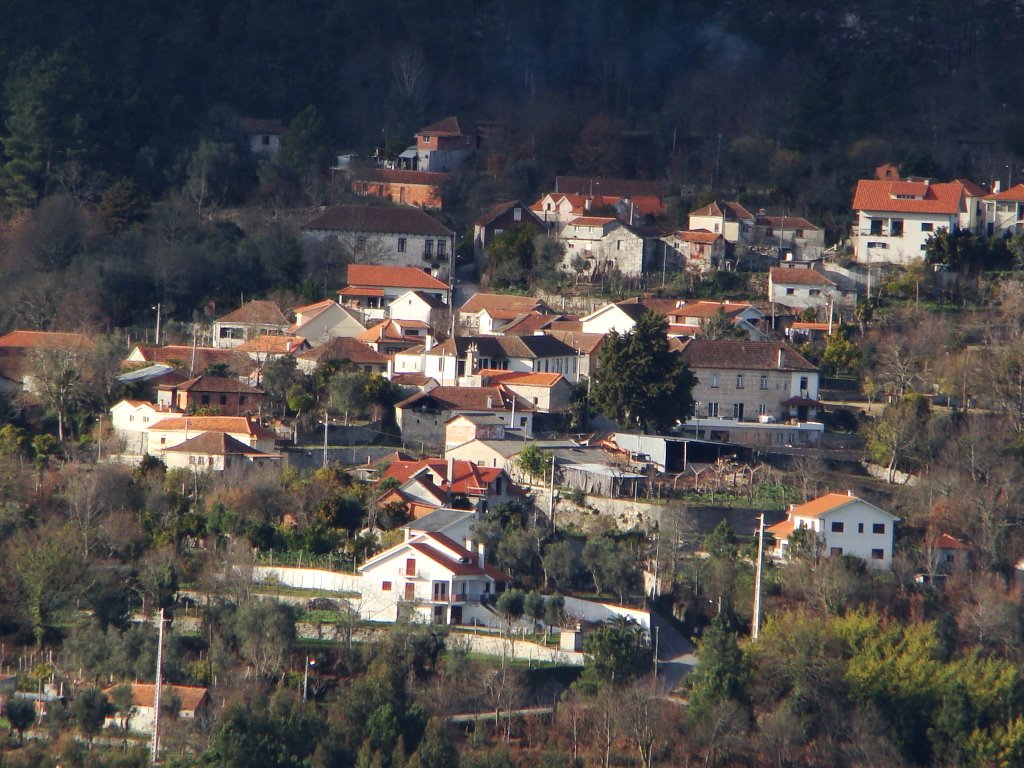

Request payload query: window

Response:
[382,581,392,591]
[519,417,527,427]
[785,288,795,295]
[514,207,522,221]
[707,402,719,417]
[867,241,888,249]
[201,395,210,405]
[710,374,720,388]
[831,521,844,533]
[872,523,886,534]
[869,219,883,236]
[891,219,904,236]
[424,240,433,257]
[733,403,743,419]
[858,523,864,533]
[437,240,446,257]
[616,240,622,251]
[714,223,720,233]
[921,222,934,232]
[405,558,416,576]
[735,374,744,389]
[356,236,366,251]
[809,289,821,297]
[239,395,246,405]
[760,375,768,390]
[830,547,844,556]
[533,397,539,405]
[871,548,885,560]
[758,403,767,415]
[799,376,809,392]
[219,395,227,405]
[261,135,270,146]
[398,238,407,252]
[920,243,928,250]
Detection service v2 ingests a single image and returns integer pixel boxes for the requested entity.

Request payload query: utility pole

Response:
[548,453,556,532]
[151,607,166,765]
[153,303,162,347]
[303,657,315,702]
[322,410,329,468]
[751,514,765,641]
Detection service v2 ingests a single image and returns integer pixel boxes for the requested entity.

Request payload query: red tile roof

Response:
[216,300,288,325]
[460,293,546,314]
[418,116,466,136]
[676,339,817,372]
[986,182,1024,201]
[851,179,975,215]
[353,168,448,185]
[0,330,95,349]
[344,264,450,291]
[555,176,663,200]
[932,532,970,550]
[160,375,263,394]
[396,386,531,412]
[668,300,753,319]
[147,415,276,440]
[163,432,276,457]
[303,206,452,236]
[478,370,564,387]
[690,201,755,220]
[102,684,209,712]
[789,492,859,518]
[568,216,617,228]
[296,337,388,366]
[235,335,308,355]
[759,215,821,231]
[770,268,835,286]
[674,229,723,244]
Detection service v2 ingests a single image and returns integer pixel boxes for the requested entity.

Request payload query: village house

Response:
[395,386,534,449]
[0,330,96,394]
[423,335,580,386]
[665,300,767,340]
[688,201,756,246]
[405,116,478,173]
[109,399,179,456]
[162,432,281,473]
[754,213,826,261]
[578,297,680,335]
[377,457,523,518]
[766,491,899,569]
[358,318,433,355]
[125,345,248,378]
[676,338,821,426]
[557,216,656,278]
[458,293,550,335]
[295,336,388,375]
[769,266,857,314]
[358,530,506,625]
[239,117,283,156]
[350,168,447,209]
[288,299,367,344]
[982,182,1024,237]
[144,415,278,458]
[472,200,547,274]
[338,264,451,322]
[476,370,574,415]
[660,229,728,273]
[387,290,448,330]
[302,206,455,277]
[850,177,985,265]
[211,300,290,349]
[155,375,263,416]
[102,683,210,734]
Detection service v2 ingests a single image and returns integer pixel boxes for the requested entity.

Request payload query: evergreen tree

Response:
[592,311,696,433]
[688,615,749,718]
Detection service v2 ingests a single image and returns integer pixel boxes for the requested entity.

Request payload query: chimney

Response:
[465,536,474,553]
[994,180,1002,194]
[777,348,784,368]
[486,395,493,409]
[447,457,455,488]
[425,335,434,352]
[477,541,486,568]
[848,489,855,496]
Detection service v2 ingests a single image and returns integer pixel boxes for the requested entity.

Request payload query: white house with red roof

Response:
[358,318,434,355]
[688,201,756,245]
[289,300,367,344]
[212,300,290,349]
[982,182,1024,237]
[458,293,549,335]
[766,491,899,569]
[162,432,280,473]
[339,264,451,322]
[358,530,506,625]
[661,229,727,273]
[769,266,855,312]
[557,216,653,277]
[850,177,986,265]
[377,457,524,518]
[395,386,534,449]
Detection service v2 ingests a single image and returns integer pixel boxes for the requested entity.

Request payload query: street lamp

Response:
[152,303,162,346]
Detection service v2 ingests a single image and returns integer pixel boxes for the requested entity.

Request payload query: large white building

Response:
[767,491,899,569]
[850,178,986,265]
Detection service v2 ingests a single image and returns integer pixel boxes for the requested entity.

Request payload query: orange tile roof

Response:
[770,268,834,286]
[163,432,276,457]
[0,330,95,349]
[668,300,753,319]
[418,116,465,136]
[766,519,794,539]
[790,322,833,331]
[986,182,1024,201]
[478,369,564,387]
[235,335,308,354]
[789,492,858,518]
[357,320,425,343]
[932,532,970,550]
[674,229,722,243]
[147,415,276,440]
[344,264,449,290]
[297,337,388,366]
[292,299,336,318]
[216,300,288,325]
[690,201,755,220]
[568,215,616,227]
[851,179,970,215]
[460,293,545,314]
[102,683,209,712]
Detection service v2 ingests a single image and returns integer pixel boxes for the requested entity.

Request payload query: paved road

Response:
[452,262,479,311]
[650,612,698,694]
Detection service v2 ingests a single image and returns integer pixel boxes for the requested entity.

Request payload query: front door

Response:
[450,606,463,625]
[404,583,415,601]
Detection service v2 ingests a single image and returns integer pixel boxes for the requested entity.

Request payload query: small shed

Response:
[560,462,645,498]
